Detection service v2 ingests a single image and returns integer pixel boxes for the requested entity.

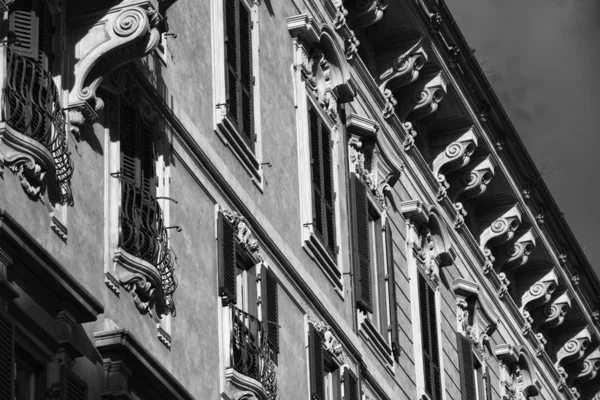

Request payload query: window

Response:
[309,103,336,256]
[308,324,359,400]
[457,332,486,400]
[351,173,399,363]
[213,0,261,181]
[419,273,441,400]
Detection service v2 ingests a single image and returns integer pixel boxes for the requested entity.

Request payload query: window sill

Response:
[359,317,394,367]
[303,233,342,291]
[216,115,263,188]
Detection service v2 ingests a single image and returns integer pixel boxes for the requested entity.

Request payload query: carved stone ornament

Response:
[451,157,495,219]
[222,209,264,263]
[396,71,447,123]
[301,49,339,122]
[495,230,536,272]
[414,226,440,285]
[534,291,572,331]
[308,317,347,363]
[495,344,541,400]
[572,347,600,384]
[432,127,477,191]
[556,326,592,373]
[332,0,349,29]
[346,0,390,30]
[479,205,522,265]
[520,269,558,325]
[68,1,162,131]
[382,88,398,119]
[345,33,360,60]
[376,30,428,92]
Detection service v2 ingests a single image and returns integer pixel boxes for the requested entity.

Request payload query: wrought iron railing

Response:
[229,305,278,400]
[119,178,177,315]
[4,48,73,204]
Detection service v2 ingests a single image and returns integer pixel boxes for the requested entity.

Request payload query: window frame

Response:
[212,0,264,187]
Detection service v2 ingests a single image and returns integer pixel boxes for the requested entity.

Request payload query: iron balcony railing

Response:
[230,305,272,382]
[4,48,73,204]
[119,178,177,315]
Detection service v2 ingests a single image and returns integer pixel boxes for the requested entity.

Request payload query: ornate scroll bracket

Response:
[395,69,447,123]
[68,1,163,132]
[376,30,428,92]
[308,317,348,364]
[450,157,495,219]
[495,230,536,273]
[535,291,572,331]
[520,269,558,325]
[346,0,390,30]
[555,326,592,373]
[431,126,477,191]
[479,204,522,265]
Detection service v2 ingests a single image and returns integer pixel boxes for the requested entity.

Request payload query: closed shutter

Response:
[140,121,156,196]
[308,324,325,400]
[309,105,323,238]
[351,173,372,313]
[224,0,238,124]
[0,312,15,400]
[120,103,138,184]
[420,273,441,399]
[218,211,237,304]
[343,368,359,400]
[8,6,39,60]
[62,369,87,400]
[239,2,253,148]
[321,119,335,252]
[457,332,476,400]
[261,266,279,355]
[385,221,400,361]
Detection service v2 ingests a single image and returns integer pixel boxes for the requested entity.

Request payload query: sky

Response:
[444,0,600,277]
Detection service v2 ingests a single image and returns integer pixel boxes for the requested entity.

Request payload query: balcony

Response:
[1,48,73,204]
[226,305,277,400]
[115,178,176,317]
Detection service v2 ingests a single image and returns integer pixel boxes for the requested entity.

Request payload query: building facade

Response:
[0,0,599,399]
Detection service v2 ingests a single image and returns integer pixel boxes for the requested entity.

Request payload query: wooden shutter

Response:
[8,5,39,60]
[140,121,156,196]
[429,278,441,400]
[420,273,441,399]
[120,103,138,183]
[385,221,400,361]
[239,2,253,148]
[321,119,335,251]
[308,324,325,400]
[261,266,279,355]
[351,173,372,313]
[62,368,87,400]
[343,368,359,400]
[308,105,323,238]
[457,332,476,400]
[218,211,237,304]
[224,0,238,124]
[0,312,15,400]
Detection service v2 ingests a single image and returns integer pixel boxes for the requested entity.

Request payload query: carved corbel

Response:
[494,230,536,272]
[431,124,477,190]
[556,326,592,372]
[308,317,347,363]
[376,30,428,92]
[222,209,264,263]
[452,278,479,339]
[573,347,600,384]
[535,291,572,331]
[450,157,495,218]
[479,205,522,261]
[520,269,558,324]
[400,199,431,226]
[301,49,340,122]
[346,0,390,30]
[395,69,447,123]
[347,113,379,174]
[68,1,162,131]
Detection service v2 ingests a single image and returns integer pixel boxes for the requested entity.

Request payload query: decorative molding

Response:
[157,324,171,350]
[346,0,390,30]
[495,230,536,272]
[520,269,558,324]
[573,347,600,384]
[68,1,162,131]
[301,49,341,122]
[104,271,121,296]
[479,204,522,264]
[495,344,541,399]
[308,316,347,364]
[450,157,495,218]
[432,126,477,191]
[535,291,572,331]
[396,70,447,123]
[222,209,264,263]
[556,326,592,371]
[400,199,432,225]
[376,30,428,92]
[382,88,398,119]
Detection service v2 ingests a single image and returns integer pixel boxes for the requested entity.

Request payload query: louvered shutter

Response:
[261,266,279,355]
[140,121,156,196]
[120,104,138,184]
[309,324,325,400]
[457,332,476,400]
[429,281,441,400]
[62,369,87,400]
[321,119,335,252]
[8,6,39,60]
[419,274,433,397]
[308,105,323,238]
[385,221,400,361]
[351,173,372,313]
[239,2,253,148]
[343,368,359,400]
[0,312,15,400]
[218,211,237,304]
[484,369,492,400]
[224,0,238,124]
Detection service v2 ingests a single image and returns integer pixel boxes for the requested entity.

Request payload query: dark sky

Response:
[444,0,600,277]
